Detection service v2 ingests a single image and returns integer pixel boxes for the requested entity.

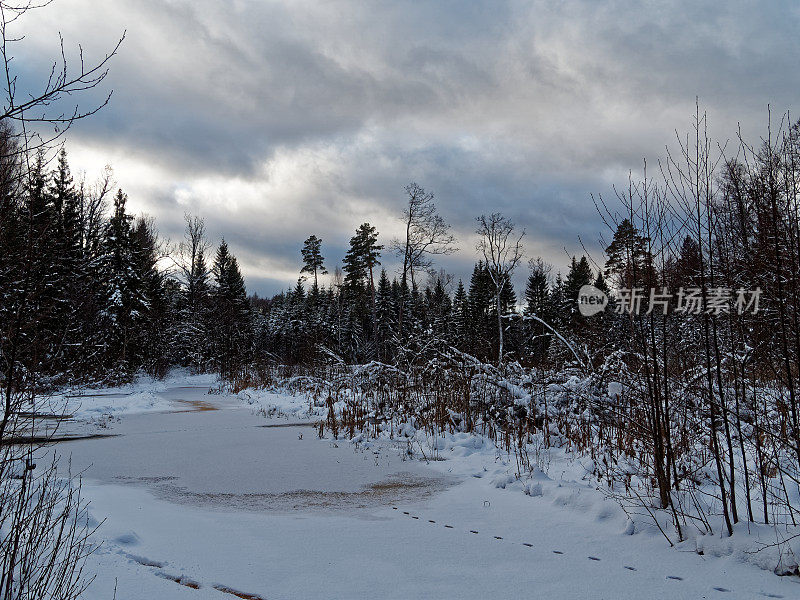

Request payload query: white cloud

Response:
[13,0,800,294]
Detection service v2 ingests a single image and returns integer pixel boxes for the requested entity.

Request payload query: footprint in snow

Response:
[213,584,268,600]
[121,552,164,568]
[156,572,201,589]
[114,532,140,546]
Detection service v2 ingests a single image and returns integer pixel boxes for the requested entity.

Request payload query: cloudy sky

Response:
[18,0,800,295]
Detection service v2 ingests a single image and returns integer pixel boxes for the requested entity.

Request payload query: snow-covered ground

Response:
[42,375,800,599]
[59,370,221,420]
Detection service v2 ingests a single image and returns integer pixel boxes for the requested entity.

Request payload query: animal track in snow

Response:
[119,546,269,599]
[213,584,268,599]
[387,503,776,598]
[120,552,164,568]
[155,572,201,589]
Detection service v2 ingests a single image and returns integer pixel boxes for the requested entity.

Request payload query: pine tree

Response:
[300,234,327,287]
[342,223,383,354]
[342,223,383,291]
[605,218,653,290]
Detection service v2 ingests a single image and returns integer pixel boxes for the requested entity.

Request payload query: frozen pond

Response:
[36,382,800,600]
[55,386,454,513]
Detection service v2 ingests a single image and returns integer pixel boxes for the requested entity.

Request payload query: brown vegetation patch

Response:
[172,399,217,412]
[149,472,455,513]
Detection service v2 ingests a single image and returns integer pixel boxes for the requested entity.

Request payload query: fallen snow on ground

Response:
[40,375,800,599]
[240,383,800,580]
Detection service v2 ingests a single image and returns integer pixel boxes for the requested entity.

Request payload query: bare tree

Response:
[0,2,122,597]
[78,164,114,255]
[0,0,125,153]
[476,213,524,364]
[392,182,457,335]
[176,213,211,308]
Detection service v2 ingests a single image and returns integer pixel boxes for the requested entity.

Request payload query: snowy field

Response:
[42,374,800,599]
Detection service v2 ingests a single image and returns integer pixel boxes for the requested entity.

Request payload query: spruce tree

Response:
[468,261,494,359]
[452,280,470,350]
[130,217,170,375]
[524,259,551,363]
[25,151,61,368]
[548,273,566,330]
[209,240,250,378]
[524,259,550,317]
[564,255,593,328]
[101,189,142,372]
[49,148,84,367]
[375,269,395,361]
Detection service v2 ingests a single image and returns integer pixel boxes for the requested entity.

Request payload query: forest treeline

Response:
[0,129,613,382]
[4,113,800,545]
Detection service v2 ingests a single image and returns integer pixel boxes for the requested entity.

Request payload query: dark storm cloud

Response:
[25,0,507,176]
[16,0,800,295]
